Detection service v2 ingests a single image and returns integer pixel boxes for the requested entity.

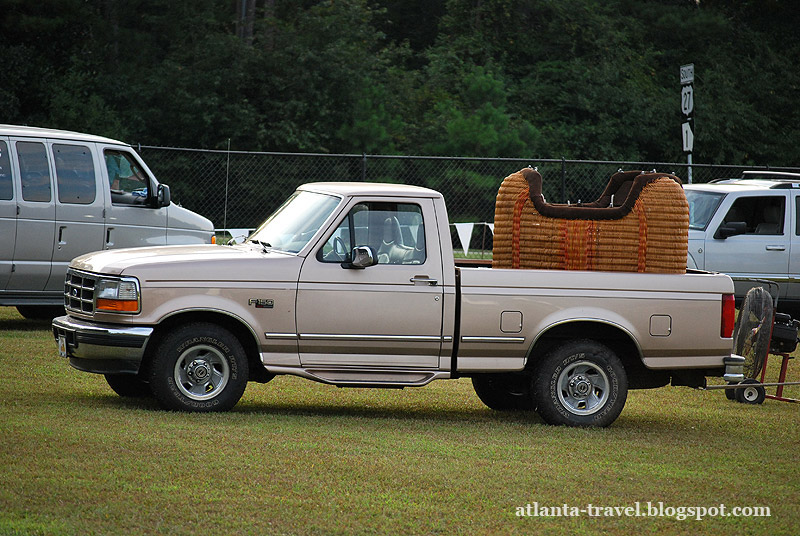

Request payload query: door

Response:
[704,193,789,295]
[0,139,15,289]
[6,140,56,291]
[786,193,800,303]
[45,142,106,291]
[102,148,167,248]
[296,198,445,368]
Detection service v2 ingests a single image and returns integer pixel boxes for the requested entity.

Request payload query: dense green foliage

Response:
[1,0,798,165]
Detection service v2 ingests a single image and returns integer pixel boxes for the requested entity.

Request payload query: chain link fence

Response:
[136,145,800,253]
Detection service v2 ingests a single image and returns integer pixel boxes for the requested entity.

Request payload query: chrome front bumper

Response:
[723,354,746,383]
[52,315,153,375]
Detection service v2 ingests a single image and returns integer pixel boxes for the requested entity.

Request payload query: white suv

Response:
[685,171,800,312]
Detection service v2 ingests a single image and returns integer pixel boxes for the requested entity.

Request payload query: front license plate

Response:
[58,335,67,358]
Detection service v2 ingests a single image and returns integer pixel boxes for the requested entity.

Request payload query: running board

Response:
[264,366,450,388]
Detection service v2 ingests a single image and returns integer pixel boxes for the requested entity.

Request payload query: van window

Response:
[53,144,96,204]
[0,141,11,200]
[17,142,51,202]
[105,150,150,205]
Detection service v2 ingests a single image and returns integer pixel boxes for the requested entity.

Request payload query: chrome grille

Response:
[64,270,96,314]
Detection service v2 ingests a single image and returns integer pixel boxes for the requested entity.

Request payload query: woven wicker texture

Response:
[493,168,688,273]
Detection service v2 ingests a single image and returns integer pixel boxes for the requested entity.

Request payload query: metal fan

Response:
[732,286,774,380]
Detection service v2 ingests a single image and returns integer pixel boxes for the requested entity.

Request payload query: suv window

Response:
[319,202,425,265]
[105,150,150,205]
[722,196,784,235]
[0,141,11,200]
[54,144,96,204]
[17,142,51,203]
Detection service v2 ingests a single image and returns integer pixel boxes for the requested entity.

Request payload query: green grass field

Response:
[1,306,797,535]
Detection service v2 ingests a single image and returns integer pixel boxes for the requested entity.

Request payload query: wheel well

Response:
[526,321,669,389]
[142,311,271,383]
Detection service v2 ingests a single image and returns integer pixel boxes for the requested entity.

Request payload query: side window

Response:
[0,141,12,200]
[16,142,51,202]
[53,144,96,204]
[722,196,784,235]
[319,202,426,265]
[105,150,150,205]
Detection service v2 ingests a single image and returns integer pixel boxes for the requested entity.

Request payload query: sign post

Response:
[680,63,694,183]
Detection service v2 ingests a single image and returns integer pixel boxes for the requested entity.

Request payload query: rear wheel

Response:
[149,323,248,412]
[735,378,766,405]
[472,373,535,411]
[532,340,628,427]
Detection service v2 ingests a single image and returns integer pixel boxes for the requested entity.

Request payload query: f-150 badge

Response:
[248,298,274,309]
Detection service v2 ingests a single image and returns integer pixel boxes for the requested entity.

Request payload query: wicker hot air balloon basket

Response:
[492,168,688,273]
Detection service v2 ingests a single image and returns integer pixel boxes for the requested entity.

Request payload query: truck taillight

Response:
[721,294,735,338]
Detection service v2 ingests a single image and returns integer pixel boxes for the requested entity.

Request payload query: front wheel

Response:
[532,340,628,427]
[149,323,249,412]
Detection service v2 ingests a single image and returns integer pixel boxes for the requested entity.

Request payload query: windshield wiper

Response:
[249,240,272,253]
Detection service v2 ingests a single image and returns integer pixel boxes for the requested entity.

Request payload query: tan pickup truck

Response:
[52,182,743,427]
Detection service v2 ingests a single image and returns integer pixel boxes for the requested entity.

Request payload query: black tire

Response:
[148,323,249,412]
[725,381,738,401]
[472,373,535,411]
[735,378,766,405]
[16,305,65,320]
[104,373,152,398]
[532,340,628,427]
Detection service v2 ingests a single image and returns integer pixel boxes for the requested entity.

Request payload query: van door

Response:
[45,142,105,291]
[0,139,15,289]
[6,139,56,292]
[102,148,167,248]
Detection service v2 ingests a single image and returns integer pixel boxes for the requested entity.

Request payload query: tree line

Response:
[1,0,798,167]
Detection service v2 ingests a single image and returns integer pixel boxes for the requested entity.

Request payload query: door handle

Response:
[58,226,66,245]
[410,276,438,286]
[766,245,786,251]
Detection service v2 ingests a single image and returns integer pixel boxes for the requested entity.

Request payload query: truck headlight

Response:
[96,277,141,313]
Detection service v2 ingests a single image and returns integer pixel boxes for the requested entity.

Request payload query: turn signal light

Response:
[97,299,139,312]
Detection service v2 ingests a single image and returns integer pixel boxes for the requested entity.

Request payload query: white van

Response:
[684,171,800,314]
[0,125,214,318]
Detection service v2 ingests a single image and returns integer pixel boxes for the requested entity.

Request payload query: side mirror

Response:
[157,184,171,208]
[342,246,377,269]
[714,221,746,239]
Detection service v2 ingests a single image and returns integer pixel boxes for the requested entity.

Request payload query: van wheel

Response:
[149,323,248,412]
[472,373,535,410]
[104,374,151,398]
[16,305,65,320]
[532,340,628,427]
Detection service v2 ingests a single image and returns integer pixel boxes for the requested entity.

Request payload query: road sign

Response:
[680,64,694,85]
[682,122,694,152]
[681,85,694,116]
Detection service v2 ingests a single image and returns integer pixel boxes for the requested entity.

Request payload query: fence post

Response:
[361,152,367,182]
[561,156,566,203]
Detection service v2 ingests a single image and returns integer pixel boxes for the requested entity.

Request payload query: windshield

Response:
[247,190,341,253]
[685,190,725,230]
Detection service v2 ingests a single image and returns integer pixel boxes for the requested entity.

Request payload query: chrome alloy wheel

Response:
[556,360,610,415]
[173,344,230,400]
